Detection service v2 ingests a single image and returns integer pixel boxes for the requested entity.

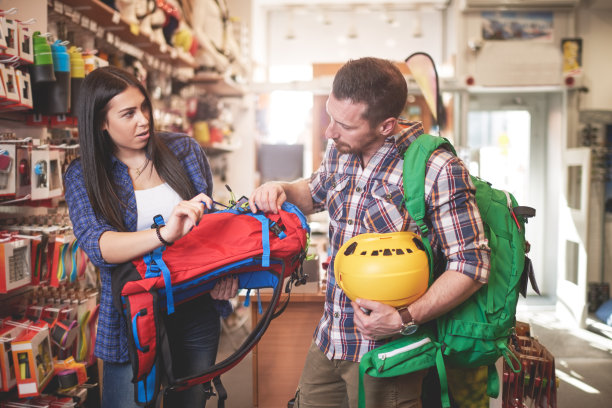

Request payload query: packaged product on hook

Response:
[33,40,70,115]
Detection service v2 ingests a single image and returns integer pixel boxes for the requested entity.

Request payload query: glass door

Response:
[462,92,551,298]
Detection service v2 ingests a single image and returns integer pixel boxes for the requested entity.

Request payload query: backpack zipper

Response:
[377,337,432,360]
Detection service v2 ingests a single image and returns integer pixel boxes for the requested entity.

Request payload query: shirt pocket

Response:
[326,174,350,221]
[363,182,406,233]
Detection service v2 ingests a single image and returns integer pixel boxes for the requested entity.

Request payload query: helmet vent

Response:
[396,249,404,255]
[371,250,379,256]
[344,241,358,255]
[413,237,425,251]
[406,248,413,253]
[360,251,367,255]
[383,249,392,256]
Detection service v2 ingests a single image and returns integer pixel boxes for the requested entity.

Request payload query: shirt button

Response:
[356,186,362,193]
[347,220,353,225]
[332,182,337,188]
[386,194,393,200]
[334,312,340,318]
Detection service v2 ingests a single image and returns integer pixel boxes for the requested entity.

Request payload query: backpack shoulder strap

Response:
[402,134,456,226]
[402,134,455,282]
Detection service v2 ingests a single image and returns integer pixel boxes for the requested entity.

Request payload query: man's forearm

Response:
[281,178,315,215]
[408,271,484,325]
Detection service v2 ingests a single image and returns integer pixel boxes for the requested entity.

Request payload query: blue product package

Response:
[595,299,612,326]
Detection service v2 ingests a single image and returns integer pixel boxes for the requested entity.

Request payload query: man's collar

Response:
[392,119,424,156]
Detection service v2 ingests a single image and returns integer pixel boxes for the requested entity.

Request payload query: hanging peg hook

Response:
[0,8,18,16]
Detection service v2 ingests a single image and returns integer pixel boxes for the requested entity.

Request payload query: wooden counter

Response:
[251,290,326,408]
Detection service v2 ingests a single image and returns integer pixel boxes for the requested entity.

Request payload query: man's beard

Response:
[333,139,352,154]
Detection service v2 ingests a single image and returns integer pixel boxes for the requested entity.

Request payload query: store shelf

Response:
[201,142,241,156]
[191,72,246,97]
[53,0,196,68]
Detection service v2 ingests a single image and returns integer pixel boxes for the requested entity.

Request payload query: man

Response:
[249,57,490,408]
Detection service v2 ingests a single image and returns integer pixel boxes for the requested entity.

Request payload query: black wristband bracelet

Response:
[155,224,173,246]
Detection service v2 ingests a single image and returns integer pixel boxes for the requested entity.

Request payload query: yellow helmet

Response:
[334,231,429,308]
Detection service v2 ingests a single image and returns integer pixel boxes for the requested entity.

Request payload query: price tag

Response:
[81,16,90,29]
[54,2,63,14]
[111,11,121,25]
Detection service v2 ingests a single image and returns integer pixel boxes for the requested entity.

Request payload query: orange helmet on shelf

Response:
[334,231,429,308]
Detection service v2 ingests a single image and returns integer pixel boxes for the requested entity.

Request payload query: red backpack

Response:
[111,199,310,406]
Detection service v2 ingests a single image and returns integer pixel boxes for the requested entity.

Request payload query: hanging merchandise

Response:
[0,144,14,193]
[33,40,71,115]
[16,19,34,65]
[0,13,8,51]
[0,319,27,392]
[0,64,20,107]
[0,233,31,294]
[16,141,31,199]
[10,321,54,398]
[157,0,182,46]
[502,327,558,408]
[68,46,84,117]
[2,68,33,112]
[0,16,18,58]
[29,32,55,84]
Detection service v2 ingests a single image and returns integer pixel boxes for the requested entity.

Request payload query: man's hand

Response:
[249,182,287,214]
[352,298,403,341]
[211,276,239,300]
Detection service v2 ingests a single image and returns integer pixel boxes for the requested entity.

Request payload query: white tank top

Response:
[134,183,182,231]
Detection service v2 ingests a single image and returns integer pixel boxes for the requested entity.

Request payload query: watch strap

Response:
[398,306,415,326]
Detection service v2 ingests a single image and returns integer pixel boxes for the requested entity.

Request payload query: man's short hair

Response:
[332,57,408,128]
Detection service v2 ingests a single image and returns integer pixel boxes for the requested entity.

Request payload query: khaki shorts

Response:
[294,341,426,408]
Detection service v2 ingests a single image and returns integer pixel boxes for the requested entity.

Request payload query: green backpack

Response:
[359,134,538,408]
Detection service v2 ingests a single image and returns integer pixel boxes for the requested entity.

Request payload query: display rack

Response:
[192,72,246,97]
[52,0,196,70]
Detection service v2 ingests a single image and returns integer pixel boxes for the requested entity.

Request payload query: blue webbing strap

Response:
[248,213,271,267]
[131,310,149,352]
[257,289,263,314]
[150,247,175,314]
[146,215,174,313]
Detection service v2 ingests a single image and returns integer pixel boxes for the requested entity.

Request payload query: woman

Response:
[64,66,238,407]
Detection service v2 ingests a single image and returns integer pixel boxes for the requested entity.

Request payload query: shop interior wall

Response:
[456,9,570,87]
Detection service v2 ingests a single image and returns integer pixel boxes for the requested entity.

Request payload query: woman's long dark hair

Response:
[77,66,197,231]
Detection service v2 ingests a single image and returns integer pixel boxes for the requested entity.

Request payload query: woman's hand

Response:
[211,276,240,300]
[161,193,213,244]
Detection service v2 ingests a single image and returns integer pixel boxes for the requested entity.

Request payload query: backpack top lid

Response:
[132,200,310,285]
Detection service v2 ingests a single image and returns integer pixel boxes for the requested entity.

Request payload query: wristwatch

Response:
[397,306,418,336]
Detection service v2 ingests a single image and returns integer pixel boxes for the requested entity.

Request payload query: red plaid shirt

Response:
[308,120,490,362]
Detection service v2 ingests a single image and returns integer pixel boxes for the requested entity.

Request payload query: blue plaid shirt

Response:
[64,132,230,363]
[308,120,490,362]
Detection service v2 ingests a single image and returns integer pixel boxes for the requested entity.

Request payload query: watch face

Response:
[401,324,419,336]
